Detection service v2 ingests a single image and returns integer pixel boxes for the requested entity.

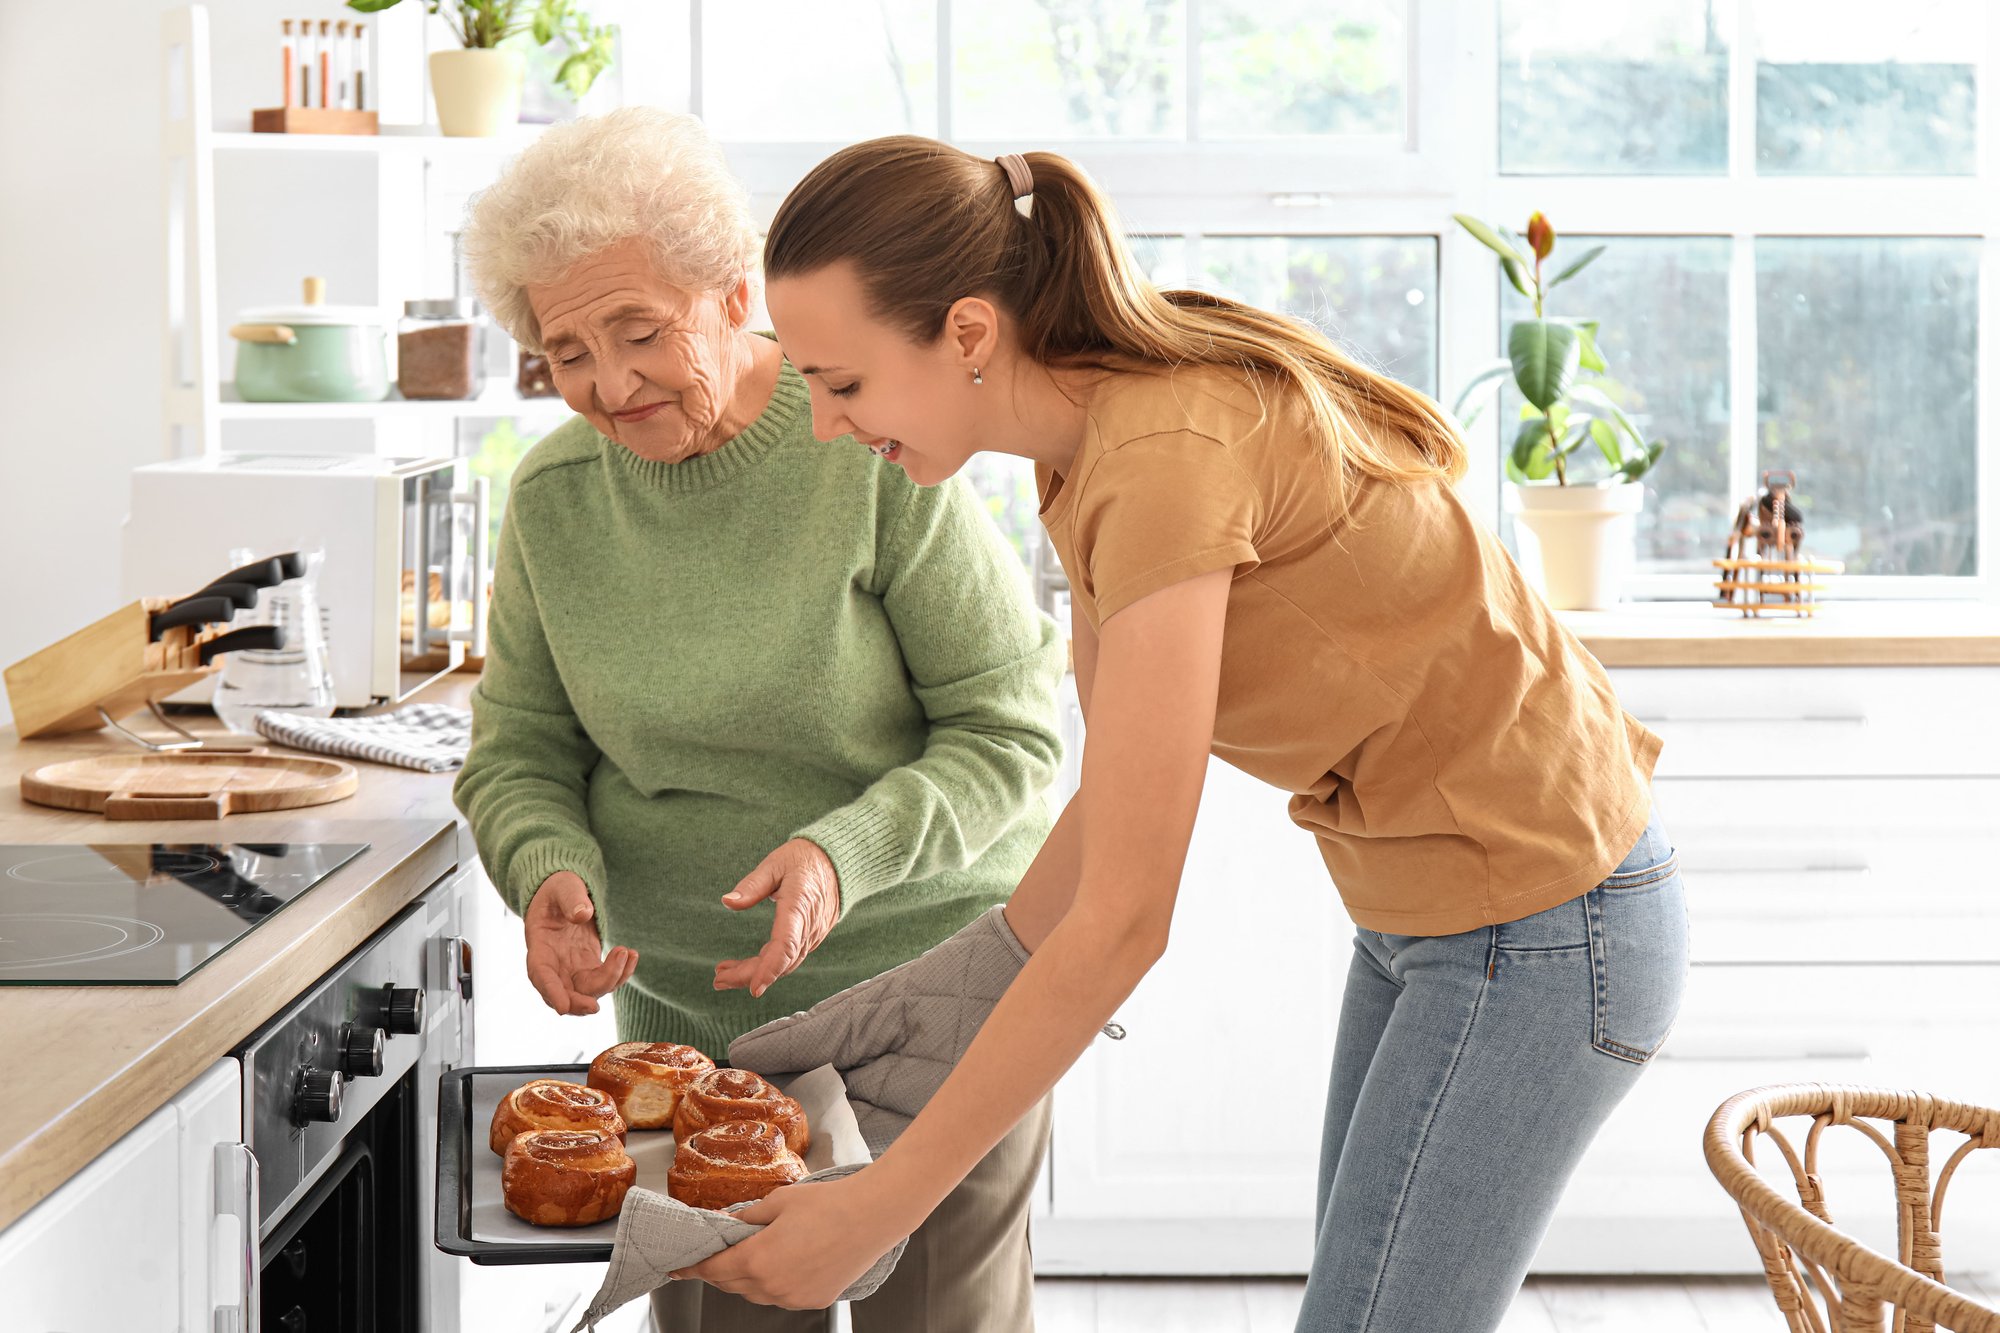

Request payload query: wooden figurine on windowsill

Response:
[1713,469,1845,618]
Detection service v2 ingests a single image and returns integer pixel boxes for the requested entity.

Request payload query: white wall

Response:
[0,0,682,728]
[0,0,180,729]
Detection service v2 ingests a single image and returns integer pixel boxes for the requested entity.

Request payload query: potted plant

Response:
[347,0,615,137]
[1451,212,1667,610]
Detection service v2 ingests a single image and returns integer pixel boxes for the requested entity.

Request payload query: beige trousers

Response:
[649,1096,1051,1333]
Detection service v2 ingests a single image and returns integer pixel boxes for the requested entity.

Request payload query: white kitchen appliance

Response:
[125,454,487,710]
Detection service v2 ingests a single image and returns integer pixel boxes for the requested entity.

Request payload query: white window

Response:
[671,0,1993,599]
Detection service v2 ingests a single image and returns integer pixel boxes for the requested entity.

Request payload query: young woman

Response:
[678,139,1690,1332]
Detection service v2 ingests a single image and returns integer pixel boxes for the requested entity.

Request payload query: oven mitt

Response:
[727,905,1124,1153]
[572,1166,909,1331]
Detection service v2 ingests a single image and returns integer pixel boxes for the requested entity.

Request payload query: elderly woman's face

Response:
[527,237,750,462]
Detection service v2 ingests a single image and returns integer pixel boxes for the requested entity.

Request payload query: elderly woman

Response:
[452,108,1064,1333]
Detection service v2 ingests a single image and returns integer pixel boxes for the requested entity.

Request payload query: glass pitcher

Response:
[212,547,337,735]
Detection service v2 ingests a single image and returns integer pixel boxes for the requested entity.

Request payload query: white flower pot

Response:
[428,48,524,138]
[1505,481,1646,611]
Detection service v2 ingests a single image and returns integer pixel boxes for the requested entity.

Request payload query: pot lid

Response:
[236,276,385,328]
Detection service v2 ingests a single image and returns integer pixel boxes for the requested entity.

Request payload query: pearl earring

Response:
[972,368,984,386]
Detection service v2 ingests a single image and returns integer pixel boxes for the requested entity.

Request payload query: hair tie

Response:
[994,153,1034,218]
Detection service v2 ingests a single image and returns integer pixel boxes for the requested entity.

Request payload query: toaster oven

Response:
[123,453,487,709]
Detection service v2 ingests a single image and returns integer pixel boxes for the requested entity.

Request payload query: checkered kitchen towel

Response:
[254,703,471,772]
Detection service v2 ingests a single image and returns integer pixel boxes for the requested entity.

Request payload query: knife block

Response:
[3,598,233,739]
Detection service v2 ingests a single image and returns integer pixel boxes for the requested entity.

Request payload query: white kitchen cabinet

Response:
[1036,749,1340,1276]
[0,1057,242,1333]
[1035,662,2000,1276]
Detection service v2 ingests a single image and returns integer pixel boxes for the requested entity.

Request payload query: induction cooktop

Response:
[0,842,368,985]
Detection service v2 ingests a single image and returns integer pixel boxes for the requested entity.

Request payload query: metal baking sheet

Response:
[435,1061,864,1266]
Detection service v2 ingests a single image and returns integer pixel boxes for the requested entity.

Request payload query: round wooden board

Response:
[20,751,359,820]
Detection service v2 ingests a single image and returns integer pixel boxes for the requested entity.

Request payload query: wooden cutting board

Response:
[20,752,359,820]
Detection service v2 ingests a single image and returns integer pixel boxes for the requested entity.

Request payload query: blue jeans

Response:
[1297,809,1689,1333]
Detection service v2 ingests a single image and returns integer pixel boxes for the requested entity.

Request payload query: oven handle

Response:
[212,1140,259,1333]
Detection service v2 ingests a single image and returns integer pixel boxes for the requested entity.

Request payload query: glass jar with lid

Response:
[397,299,480,400]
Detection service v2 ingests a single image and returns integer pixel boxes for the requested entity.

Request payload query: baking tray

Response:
[437,1061,864,1266]
[438,1063,615,1265]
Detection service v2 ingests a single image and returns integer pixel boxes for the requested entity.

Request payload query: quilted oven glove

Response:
[727,905,1123,1153]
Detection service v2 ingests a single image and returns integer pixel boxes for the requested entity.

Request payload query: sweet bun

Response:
[502,1129,636,1226]
[671,1067,810,1157]
[667,1120,809,1211]
[489,1079,626,1157]
[587,1042,716,1130]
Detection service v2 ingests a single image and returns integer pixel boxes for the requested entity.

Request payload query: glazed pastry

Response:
[587,1042,716,1130]
[489,1079,627,1157]
[667,1120,809,1211]
[672,1066,810,1157]
[502,1129,636,1226]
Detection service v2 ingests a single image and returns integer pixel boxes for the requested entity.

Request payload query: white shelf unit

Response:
[161,5,562,461]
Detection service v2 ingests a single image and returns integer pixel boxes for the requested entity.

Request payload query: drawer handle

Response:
[1659,1039,1870,1063]
[1633,713,1868,726]
[1690,862,1872,876]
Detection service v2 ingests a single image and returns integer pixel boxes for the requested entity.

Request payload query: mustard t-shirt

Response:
[1036,364,1662,935]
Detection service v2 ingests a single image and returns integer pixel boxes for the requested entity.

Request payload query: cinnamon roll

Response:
[672,1066,810,1157]
[587,1042,716,1130]
[667,1120,809,1211]
[502,1129,636,1227]
[489,1079,627,1157]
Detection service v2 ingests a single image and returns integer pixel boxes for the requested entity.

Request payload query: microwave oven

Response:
[123,453,488,709]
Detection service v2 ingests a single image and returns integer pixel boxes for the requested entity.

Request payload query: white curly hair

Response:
[463,107,759,353]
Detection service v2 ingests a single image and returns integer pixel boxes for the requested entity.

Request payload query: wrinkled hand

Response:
[524,871,636,1016]
[713,838,841,999]
[669,1171,913,1309]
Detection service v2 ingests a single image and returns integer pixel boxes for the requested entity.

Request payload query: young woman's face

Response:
[765,262,983,487]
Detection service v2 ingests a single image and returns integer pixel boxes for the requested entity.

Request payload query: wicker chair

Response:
[1705,1083,2000,1333]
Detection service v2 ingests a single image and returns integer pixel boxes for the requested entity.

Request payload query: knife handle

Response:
[150,596,235,641]
[199,557,286,593]
[179,581,260,612]
[198,625,287,665]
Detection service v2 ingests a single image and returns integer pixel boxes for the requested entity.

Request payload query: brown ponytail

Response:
[764,136,1468,512]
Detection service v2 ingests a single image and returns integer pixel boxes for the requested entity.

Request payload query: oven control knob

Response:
[293,1067,343,1125]
[384,986,425,1035]
[338,1024,385,1078]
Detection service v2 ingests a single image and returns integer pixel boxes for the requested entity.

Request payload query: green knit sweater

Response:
[453,360,1064,1054]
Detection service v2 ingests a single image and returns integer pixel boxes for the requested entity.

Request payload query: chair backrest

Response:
[1705,1083,2000,1333]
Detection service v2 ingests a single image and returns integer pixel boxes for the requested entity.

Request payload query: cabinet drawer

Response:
[1610,666,2000,777]
[1547,963,2000,1271]
[1655,778,2000,963]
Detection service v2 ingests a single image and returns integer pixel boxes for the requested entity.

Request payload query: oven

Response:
[231,866,474,1332]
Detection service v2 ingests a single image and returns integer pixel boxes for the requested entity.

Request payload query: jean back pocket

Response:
[1585,820,1690,1064]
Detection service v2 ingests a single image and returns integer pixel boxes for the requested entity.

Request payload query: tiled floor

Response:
[525,1271,2000,1333]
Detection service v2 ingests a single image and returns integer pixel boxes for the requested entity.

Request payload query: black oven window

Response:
[262,1072,419,1332]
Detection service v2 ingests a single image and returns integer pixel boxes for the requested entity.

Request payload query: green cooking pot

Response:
[230,278,390,403]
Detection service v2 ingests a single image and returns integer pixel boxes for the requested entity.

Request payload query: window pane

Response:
[1200,236,1438,396]
[1199,1,1406,138]
[1498,237,1732,572]
[1499,1,1729,174]
[1755,1,1980,175]
[1128,233,1192,288]
[1757,239,1978,577]
[955,1,1186,139]
[702,2,935,140]
[958,455,1044,577]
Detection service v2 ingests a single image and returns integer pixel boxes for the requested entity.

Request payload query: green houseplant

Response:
[347,0,615,137]
[1451,212,1668,609]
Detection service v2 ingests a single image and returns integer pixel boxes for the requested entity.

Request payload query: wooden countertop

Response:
[0,676,477,1234]
[1559,601,2000,668]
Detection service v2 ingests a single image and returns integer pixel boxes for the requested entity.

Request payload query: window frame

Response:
[659,0,1997,602]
